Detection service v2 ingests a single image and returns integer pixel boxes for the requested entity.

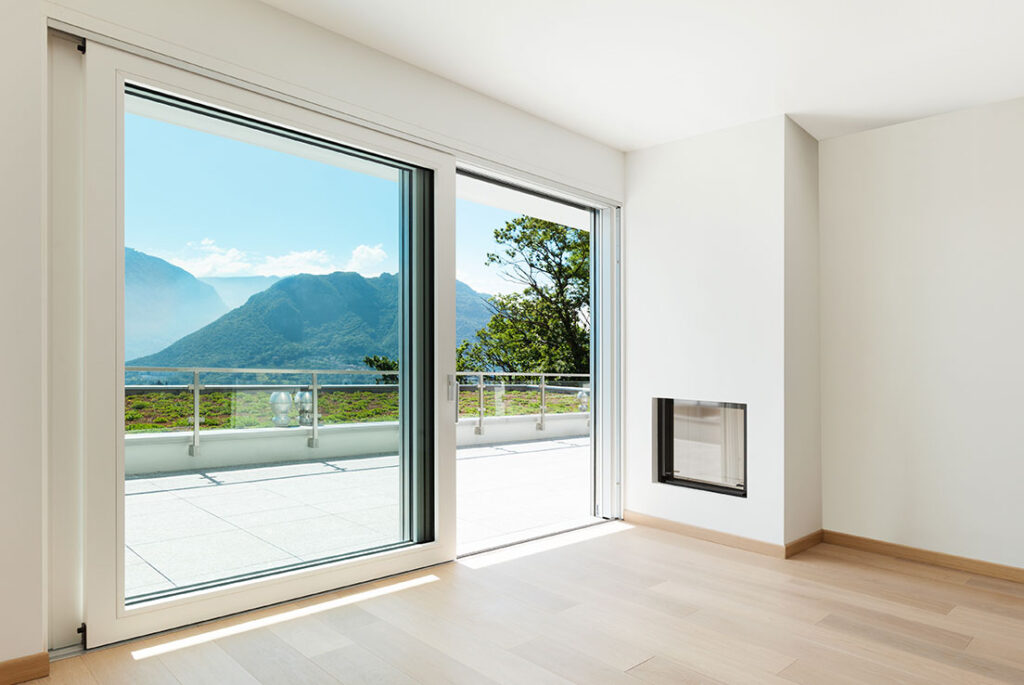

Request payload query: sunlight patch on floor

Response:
[130,573,438,660]
[457,520,632,569]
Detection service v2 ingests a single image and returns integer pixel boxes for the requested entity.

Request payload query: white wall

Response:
[784,118,821,542]
[821,97,1024,569]
[48,0,624,201]
[2,0,624,658]
[624,117,788,545]
[623,116,820,546]
[0,1,48,665]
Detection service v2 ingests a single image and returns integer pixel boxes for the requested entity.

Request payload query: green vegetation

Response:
[456,388,587,418]
[125,387,586,432]
[457,216,590,374]
[363,355,399,384]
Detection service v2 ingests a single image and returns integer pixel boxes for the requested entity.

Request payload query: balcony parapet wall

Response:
[126,412,589,476]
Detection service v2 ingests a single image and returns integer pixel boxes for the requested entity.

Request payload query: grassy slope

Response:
[125,389,587,432]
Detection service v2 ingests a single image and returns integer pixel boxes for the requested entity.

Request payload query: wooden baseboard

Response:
[624,510,790,558]
[784,529,824,558]
[822,530,1024,584]
[0,652,48,685]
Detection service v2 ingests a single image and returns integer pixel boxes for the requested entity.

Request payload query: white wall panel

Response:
[821,97,1024,568]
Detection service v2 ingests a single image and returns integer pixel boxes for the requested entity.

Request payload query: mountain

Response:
[128,271,493,372]
[200,275,280,309]
[456,280,493,346]
[125,248,229,360]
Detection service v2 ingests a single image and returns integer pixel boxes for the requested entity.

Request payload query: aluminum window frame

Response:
[76,41,456,647]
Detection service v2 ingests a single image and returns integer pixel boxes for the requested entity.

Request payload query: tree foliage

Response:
[457,216,589,374]
[363,354,399,384]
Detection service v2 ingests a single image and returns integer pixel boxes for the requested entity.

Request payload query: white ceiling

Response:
[261,0,1024,151]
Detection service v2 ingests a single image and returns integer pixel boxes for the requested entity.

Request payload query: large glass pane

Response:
[122,86,420,602]
[455,174,599,554]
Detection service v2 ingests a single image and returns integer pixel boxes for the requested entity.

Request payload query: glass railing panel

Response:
[317,371,399,428]
[544,376,591,416]
[457,374,484,422]
[489,373,540,418]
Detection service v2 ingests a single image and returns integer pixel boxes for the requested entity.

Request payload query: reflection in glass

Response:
[122,85,411,602]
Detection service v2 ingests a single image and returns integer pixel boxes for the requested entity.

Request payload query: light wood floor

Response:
[35,521,1024,684]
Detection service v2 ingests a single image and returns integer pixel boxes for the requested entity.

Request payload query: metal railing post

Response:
[188,369,201,457]
[308,371,319,448]
[537,373,546,431]
[475,374,485,435]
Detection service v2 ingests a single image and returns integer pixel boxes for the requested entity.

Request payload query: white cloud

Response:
[254,249,337,277]
[343,244,388,276]
[165,240,251,278]
[160,240,339,278]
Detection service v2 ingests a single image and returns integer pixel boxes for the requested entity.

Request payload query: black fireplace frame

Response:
[655,397,747,498]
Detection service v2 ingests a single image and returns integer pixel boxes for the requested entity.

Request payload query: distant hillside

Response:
[125,247,228,360]
[456,280,492,345]
[129,271,493,372]
[200,275,280,309]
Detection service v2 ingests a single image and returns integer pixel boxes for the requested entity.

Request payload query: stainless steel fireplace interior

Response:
[655,398,746,497]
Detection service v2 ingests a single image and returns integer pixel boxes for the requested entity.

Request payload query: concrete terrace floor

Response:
[124,437,597,598]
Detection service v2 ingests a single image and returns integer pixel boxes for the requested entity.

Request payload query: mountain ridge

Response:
[200,275,281,309]
[128,265,493,372]
[125,247,228,359]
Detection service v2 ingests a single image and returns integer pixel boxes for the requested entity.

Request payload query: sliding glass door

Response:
[120,83,433,601]
[74,38,617,650]
[453,173,602,554]
[81,43,455,646]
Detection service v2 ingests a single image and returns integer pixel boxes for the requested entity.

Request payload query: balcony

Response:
[124,368,596,599]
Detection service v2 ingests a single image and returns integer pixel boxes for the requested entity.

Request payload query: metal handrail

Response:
[453,371,590,434]
[126,365,383,375]
[124,366,590,452]
[453,371,589,378]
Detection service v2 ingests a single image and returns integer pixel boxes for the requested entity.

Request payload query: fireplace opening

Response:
[655,398,746,497]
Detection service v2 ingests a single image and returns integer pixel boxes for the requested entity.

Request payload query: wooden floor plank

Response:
[627,655,728,685]
[312,644,421,685]
[45,522,1024,685]
[215,628,339,684]
[35,657,97,685]
[817,613,1024,683]
[335,609,500,685]
[511,637,644,685]
[79,645,180,685]
[155,641,259,685]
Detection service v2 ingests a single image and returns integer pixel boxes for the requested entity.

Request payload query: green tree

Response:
[457,216,589,374]
[363,354,398,384]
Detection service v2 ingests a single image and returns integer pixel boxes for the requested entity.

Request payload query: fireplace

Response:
[655,398,746,497]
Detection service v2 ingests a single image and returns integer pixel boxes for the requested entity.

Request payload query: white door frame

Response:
[79,41,457,647]
[592,205,624,520]
[451,165,624,522]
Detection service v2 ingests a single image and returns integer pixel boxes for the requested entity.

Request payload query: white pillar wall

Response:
[0,2,48,665]
[623,116,820,546]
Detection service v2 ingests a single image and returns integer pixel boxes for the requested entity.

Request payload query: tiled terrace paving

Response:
[125,437,597,597]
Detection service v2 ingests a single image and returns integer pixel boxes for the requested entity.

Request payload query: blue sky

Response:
[125,111,520,295]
